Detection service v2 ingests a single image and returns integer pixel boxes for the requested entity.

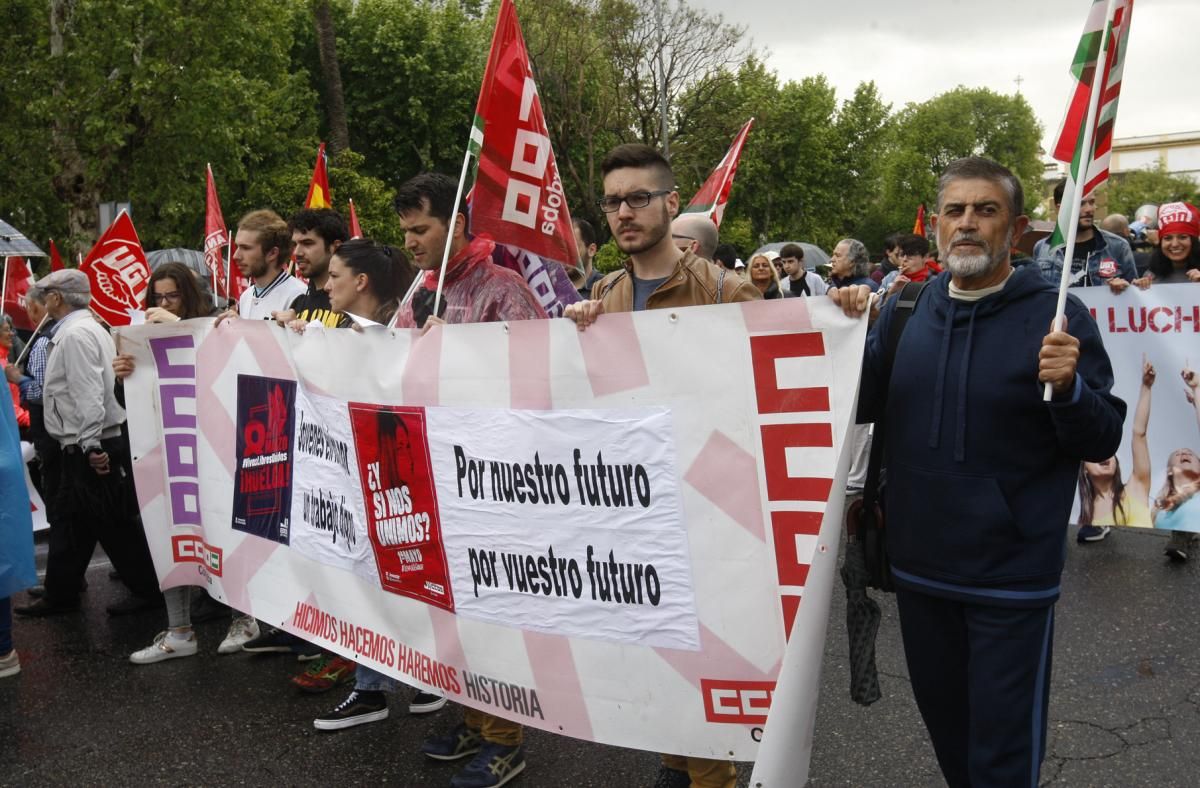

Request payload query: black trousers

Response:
[896,588,1055,788]
[42,436,160,604]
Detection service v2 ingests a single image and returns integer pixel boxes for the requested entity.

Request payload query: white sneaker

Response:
[130,631,198,665]
[0,649,19,678]
[218,616,260,654]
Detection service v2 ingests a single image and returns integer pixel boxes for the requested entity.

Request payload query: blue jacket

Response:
[858,266,1125,606]
[1033,228,1137,287]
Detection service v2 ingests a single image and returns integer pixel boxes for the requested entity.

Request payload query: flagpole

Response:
[12,314,50,368]
[207,163,219,308]
[432,147,474,318]
[1045,0,1119,402]
[1,257,9,314]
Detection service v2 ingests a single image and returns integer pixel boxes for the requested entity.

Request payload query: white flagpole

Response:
[1045,0,1119,402]
[1,257,9,314]
[432,147,474,318]
[12,314,50,367]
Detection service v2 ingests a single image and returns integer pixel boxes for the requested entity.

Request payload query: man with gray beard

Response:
[829,157,1125,787]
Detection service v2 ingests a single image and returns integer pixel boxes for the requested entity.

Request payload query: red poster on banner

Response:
[79,212,150,326]
[348,404,454,612]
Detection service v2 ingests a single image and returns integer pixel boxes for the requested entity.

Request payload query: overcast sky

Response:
[690,0,1199,155]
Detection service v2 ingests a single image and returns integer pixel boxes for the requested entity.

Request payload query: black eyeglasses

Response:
[597,190,672,213]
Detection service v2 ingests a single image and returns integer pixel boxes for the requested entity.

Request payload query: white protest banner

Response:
[118,297,865,770]
[1074,283,1200,531]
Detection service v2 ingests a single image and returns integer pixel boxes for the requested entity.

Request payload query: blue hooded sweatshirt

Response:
[858,265,1125,607]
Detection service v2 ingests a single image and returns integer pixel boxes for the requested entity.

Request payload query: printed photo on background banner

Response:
[348,404,455,612]
[1074,284,1200,533]
[231,374,297,544]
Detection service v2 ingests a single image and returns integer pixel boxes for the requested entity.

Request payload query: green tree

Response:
[877,87,1043,251]
[1105,162,1199,219]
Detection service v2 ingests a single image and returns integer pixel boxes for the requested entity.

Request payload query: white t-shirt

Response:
[237,272,308,320]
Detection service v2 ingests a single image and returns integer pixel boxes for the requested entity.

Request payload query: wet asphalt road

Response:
[2,526,1198,787]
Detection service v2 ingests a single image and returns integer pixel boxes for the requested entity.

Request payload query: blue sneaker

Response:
[1076,525,1110,543]
[449,742,525,788]
[422,723,484,761]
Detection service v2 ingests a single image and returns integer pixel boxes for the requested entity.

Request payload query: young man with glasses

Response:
[567,143,756,323]
[564,143,756,788]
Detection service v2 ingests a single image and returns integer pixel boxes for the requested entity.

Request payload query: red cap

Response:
[1157,202,1199,239]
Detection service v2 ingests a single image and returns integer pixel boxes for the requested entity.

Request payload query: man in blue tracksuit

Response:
[832,157,1126,787]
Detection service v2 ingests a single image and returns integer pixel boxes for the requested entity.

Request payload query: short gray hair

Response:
[936,156,1024,220]
[837,238,871,279]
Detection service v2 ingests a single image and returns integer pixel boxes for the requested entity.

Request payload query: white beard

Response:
[944,251,994,278]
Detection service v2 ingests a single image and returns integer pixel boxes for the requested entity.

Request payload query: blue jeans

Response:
[0,597,12,654]
[355,664,397,692]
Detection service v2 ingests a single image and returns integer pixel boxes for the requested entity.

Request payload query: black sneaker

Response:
[409,690,448,714]
[1166,545,1189,562]
[1076,525,1111,543]
[14,597,80,617]
[189,593,229,624]
[422,723,484,761]
[313,689,389,731]
[242,627,296,653]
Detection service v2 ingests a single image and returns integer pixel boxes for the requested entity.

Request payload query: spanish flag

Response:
[912,203,926,238]
[305,142,331,209]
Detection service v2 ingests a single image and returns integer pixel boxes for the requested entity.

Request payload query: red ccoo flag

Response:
[682,118,754,228]
[2,257,36,330]
[467,0,580,316]
[305,143,332,209]
[79,212,151,326]
[348,199,364,239]
[912,204,927,238]
[49,240,65,272]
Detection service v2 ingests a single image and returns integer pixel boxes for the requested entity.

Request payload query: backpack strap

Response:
[716,267,726,304]
[860,281,928,585]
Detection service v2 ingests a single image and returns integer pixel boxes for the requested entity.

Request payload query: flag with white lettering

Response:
[79,212,151,326]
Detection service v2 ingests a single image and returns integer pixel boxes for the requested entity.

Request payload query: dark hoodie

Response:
[858,265,1125,606]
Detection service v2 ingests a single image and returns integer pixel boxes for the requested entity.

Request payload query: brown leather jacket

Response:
[592,251,761,312]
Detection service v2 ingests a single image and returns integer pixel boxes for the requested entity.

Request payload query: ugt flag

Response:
[79,212,151,326]
[1050,0,1134,246]
[468,0,579,317]
[682,118,754,228]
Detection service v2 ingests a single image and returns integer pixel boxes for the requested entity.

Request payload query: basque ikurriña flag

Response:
[682,118,754,228]
[78,212,151,326]
[466,0,580,317]
[1050,0,1134,246]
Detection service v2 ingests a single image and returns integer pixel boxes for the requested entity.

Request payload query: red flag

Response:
[2,257,36,330]
[305,143,332,209]
[469,0,577,268]
[49,240,65,272]
[348,199,364,239]
[79,212,151,326]
[205,164,233,300]
[912,204,927,238]
[682,118,754,227]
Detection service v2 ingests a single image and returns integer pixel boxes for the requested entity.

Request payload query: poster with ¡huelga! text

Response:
[231,374,296,544]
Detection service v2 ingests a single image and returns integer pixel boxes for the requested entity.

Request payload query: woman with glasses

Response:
[111,262,223,664]
[142,262,216,323]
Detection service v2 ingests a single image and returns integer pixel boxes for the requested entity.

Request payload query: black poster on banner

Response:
[231,374,296,544]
